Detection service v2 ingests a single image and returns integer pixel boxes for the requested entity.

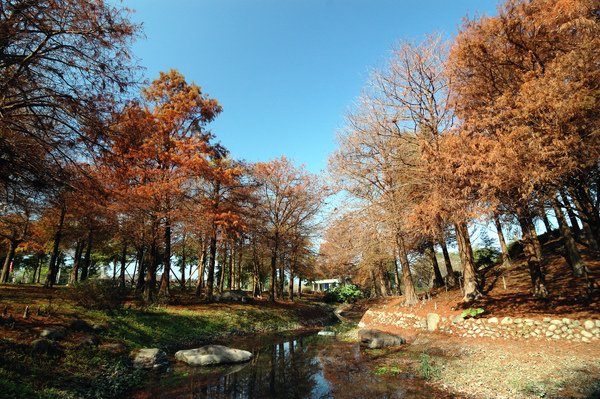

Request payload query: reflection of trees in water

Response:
[187,335,323,398]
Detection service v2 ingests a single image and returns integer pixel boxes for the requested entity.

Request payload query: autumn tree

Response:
[106,70,221,301]
[0,0,139,200]
[447,0,600,297]
[253,157,324,303]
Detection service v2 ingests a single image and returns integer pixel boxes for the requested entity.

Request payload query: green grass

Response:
[374,364,403,376]
[0,287,327,399]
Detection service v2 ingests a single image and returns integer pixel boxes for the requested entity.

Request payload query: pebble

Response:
[583,320,595,330]
[581,330,593,338]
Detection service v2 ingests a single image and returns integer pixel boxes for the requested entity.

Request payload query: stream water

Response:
[132,331,454,399]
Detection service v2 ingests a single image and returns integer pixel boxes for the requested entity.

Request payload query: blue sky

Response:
[125,0,498,174]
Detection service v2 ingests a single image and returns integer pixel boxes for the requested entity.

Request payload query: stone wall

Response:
[360,309,600,343]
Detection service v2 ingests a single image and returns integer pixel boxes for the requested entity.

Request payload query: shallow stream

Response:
[132,331,454,399]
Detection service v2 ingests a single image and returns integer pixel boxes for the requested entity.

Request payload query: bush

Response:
[71,279,128,311]
[323,284,364,303]
[461,307,485,319]
[473,247,501,269]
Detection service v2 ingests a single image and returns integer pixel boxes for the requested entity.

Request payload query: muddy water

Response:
[132,332,453,399]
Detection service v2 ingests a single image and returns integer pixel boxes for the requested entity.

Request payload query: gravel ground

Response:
[407,333,600,399]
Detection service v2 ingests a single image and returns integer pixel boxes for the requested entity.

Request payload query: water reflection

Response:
[133,333,451,399]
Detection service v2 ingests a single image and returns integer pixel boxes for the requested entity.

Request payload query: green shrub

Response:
[323,284,364,303]
[71,279,128,311]
[461,307,485,319]
[419,353,441,380]
[473,247,501,269]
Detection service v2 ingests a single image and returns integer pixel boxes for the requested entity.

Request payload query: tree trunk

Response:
[180,234,186,288]
[552,198,588,278]
[269,233,279,303]
[396,233,418,305]
[31,254,41,284]
[144,224,159,302]
[438,233,455,287]
[393,253,402,295]
[569,190,600,251]
[454,221,482,301]
[80,234,92,281]
[218,244,226,293]
[537,203,553,235]
[517,211,549,298]
[44,206,66,288]
[135,247,146,292]
[378,263,391,296]
[428,242,444,288]
[159,217,171,298]
[561,192,582,239]
[493,214,511,268]
[298,277,302,298]
[1,239,17,283]
[289,267,295,301]
[119,242,127,287]
[227,242,234,290]
[236,240,243,289]
[278,259,285,299]
[195,243,207,296]
[370,268,382,298]
[68,239,84,285]
[206,232,217,301]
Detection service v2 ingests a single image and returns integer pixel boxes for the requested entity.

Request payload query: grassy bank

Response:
[0,285,333,399]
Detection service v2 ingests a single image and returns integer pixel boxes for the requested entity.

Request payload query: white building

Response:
[312,278,340,292]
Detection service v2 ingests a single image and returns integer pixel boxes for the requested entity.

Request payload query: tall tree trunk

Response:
[569,191,600,251]
[516,210,549,298]
[227,241,234,290]
[289,265,295,301]
[195,243,206,296]
[370,268,382,298]
[493,214,511,268]
[561,192,582,239]
[454,221,481,301]
[438,233,455,286]
[144,222,159,302]
[1,239,17,283]
[68,239,84,285]
[378,262,391,296]
[80,231,93,281]
[206,231,217,301]
[112,258,117,280]
[159,217,171,297]
[396,233,418,305]
[298,277,302,298]
[180,233,186,288]
[278,257,285,299]
[218,244,227,293]
[44,206,66,288]
[135,247,146,292]
[236,240,243,290]
[393,253,402,295]
[428,242,444,288]
[537,203,553,235]
[551,198,588,279]
[119,242,127,287]
[31,254,41,284]
[269,233,279,303]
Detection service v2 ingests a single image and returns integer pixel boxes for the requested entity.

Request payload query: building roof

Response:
[313,279,339,284]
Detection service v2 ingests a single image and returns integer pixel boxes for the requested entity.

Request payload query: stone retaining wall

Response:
[360,310,600,343]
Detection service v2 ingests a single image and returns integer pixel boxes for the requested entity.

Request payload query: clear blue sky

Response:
[125,0,498,173]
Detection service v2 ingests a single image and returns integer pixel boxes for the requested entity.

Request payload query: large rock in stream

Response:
[175,345,253,366]
[132,348,170,371]
[358,329,406,349]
